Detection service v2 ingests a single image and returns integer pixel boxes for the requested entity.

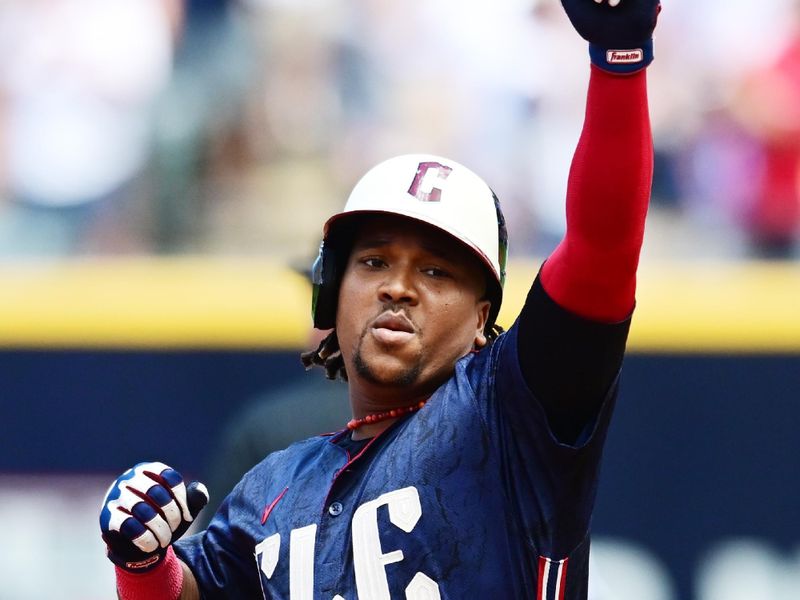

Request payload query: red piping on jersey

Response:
[536,556,569,600]
[536,557,546,599]
[321,427,389,514]
[261,487,288,525]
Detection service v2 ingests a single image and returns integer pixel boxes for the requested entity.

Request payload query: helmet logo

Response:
[407,162,453,202]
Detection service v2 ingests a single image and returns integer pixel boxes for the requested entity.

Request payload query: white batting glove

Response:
[99,461,209,572]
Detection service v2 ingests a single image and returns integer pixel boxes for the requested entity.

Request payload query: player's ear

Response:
[474,300,491,349]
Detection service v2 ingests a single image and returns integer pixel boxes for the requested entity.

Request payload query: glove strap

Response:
[116,547,184,600]
[108,546,168,573]
[589,39,653,74]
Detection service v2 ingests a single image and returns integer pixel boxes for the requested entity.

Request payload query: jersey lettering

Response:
[407,162,453,202]
[254,486,439,599]
[289,525,317,599]
[405,572,442,599]
[255,533,281,579]
[353,486,437,599]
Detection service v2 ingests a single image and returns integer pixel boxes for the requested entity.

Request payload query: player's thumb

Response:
[186,481,210,521]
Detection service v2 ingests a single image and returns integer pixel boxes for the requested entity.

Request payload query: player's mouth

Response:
[370,311,416,345]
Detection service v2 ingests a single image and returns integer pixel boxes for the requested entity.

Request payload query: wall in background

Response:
[3,259,798,598]
[3,350,799,599]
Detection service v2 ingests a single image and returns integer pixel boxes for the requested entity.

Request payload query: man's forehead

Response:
[351,214,463,255]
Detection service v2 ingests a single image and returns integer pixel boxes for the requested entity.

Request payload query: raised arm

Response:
[541,63,652,321]
[518,0,660,443]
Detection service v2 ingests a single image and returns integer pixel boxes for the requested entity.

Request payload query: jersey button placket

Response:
[327,501,344,517]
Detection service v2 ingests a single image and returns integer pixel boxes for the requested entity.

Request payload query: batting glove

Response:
[561,0,661,74]
[99,461,209,572]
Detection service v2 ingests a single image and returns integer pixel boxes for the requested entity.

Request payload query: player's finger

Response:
[186,481,210,520]
[131,529,160,553]
[144,484,182,531]
[127,500,171,548]
[114,481,151,513]
[105,465,179,541]
[104,525,159,556]
[145,514,173,549]
[144,465,195,522]
[105,501,146,544]
[144,465,209,525]
[106,503,161,553]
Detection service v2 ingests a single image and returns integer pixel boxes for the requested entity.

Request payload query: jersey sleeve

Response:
[465,304,622,561]
[173,477,266,597]
[518,274,631,444]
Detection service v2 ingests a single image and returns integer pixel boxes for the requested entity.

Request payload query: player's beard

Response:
[352,325,423,388]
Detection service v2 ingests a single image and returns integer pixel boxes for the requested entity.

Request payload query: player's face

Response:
[336,215,491,404]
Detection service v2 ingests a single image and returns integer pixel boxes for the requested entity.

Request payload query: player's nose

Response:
[377,265,418,305]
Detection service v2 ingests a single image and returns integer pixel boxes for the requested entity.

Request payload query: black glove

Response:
[561,0,661,73]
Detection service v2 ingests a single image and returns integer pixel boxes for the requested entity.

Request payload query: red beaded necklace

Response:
[346,401,427,431]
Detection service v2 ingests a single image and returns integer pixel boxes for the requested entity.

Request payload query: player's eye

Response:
[361,257,387,269]
[422,266,451,278]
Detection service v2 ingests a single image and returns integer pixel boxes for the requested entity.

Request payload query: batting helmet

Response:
[311,154,508,332]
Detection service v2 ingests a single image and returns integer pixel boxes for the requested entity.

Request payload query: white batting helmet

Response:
[311,154,508,331]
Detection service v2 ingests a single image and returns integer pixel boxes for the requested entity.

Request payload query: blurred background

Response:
[1,0,799,598]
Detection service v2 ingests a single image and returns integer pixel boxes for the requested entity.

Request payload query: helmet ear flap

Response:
[311,241,339,330]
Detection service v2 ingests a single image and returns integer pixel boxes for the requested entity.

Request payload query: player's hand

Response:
[560,0,661,73]
[99,461,209,572]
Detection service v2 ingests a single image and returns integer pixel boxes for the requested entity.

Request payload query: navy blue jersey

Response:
[175,317,618,599]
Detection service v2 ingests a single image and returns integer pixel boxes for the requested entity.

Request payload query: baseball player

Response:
[100,1,660,598]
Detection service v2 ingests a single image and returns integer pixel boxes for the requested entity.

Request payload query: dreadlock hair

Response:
[486,322,505,342]
[301,331,347,381]
[300,323,505,383]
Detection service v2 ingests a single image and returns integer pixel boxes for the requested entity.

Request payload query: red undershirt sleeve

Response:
[115,547,184,600]
[540,65,653,322]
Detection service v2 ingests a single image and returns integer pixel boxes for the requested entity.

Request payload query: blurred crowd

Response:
[1,0,800,261]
